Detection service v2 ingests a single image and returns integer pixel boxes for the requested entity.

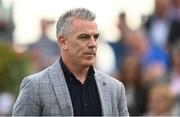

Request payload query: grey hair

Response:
[56,8,96,39]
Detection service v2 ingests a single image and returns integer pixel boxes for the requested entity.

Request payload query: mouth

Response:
[84,52,96,55]
[83,52,96,57]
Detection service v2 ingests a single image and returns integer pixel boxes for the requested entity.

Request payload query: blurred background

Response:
[0,0,180,116]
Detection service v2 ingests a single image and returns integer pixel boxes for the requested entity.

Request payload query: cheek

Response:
[69,45,84,56]
[67,40,88,55]
[76,43,87,52]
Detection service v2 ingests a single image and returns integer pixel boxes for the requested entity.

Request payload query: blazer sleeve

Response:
[12,77,41,116]
[118,83,129,116]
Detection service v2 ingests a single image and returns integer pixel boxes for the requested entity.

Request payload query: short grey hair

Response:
[56,8,96,39]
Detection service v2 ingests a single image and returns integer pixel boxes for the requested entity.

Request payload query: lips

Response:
[84,52,95,55]
[83,52,96,56]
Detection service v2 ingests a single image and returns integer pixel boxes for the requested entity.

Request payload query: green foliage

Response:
[0,42,31,96]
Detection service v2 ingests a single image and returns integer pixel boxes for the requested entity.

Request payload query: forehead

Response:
[71,18,98,34]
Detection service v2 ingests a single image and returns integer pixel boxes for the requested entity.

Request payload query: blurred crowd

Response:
[0,0,180,116]
[109,0,180,116]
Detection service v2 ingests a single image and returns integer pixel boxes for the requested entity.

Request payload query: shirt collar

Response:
[59,58,95,84]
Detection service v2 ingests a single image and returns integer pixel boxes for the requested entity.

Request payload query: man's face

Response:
[61,18,99,68]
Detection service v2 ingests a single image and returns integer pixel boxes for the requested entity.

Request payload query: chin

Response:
[83,60,94,66]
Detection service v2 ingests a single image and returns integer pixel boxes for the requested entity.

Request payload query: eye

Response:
[93,34,99,41]
[78,34,90,40]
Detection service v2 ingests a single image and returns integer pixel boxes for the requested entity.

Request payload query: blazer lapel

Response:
[48,60,74,116]
[94,71,112,116]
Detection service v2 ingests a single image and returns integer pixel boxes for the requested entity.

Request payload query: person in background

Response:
[28,19,59,71]
[147,83,180,116]
[144,0,170,49]
[144,0,180,50]
[167,0,180,48]
[168,0,180,20]
[108,13,130,74]
[124,28,170,72]
[118,54,148,116]
[12,8,129,116]
[167,40,180,104]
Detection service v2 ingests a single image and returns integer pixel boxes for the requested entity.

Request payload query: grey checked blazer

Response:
[13,60,129,116]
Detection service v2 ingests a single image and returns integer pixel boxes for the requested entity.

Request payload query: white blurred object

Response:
[13,0,154,44]
[0,92,14,115]
[95,41,116,75]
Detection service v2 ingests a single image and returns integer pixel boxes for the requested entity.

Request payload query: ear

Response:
[58,35,68,50]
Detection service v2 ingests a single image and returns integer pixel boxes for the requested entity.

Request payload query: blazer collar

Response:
[48,59,74,116]
[94,70,112,116]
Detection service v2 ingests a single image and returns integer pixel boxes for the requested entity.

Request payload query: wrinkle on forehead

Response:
[71,18,98,33]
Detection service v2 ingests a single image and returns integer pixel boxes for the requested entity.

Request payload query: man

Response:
[13,8,129,116]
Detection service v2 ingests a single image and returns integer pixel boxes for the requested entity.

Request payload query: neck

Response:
[62,56,90,84]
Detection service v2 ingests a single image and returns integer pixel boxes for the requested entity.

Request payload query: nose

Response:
[88,36,98,49]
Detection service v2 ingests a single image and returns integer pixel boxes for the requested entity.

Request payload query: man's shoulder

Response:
[95,69,124,88]
[22,67,50,85]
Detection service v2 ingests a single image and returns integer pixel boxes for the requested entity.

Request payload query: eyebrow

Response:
[78,33,100,37]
